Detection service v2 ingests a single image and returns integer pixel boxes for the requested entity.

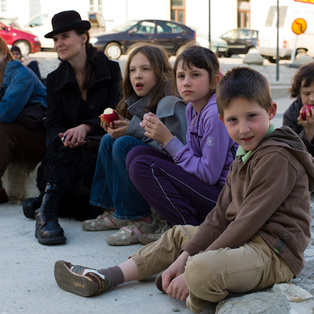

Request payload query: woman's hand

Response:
[141,113,173,146]
[59,124,92,149]
[162,251,190,301]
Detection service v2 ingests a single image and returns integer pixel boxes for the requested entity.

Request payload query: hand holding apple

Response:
[100,108,119,127]
[300,104,314,120]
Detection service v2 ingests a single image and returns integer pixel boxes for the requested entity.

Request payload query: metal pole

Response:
[276,0,279,81]
[208,0,211,48]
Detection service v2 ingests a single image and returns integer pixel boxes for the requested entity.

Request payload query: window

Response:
[171,0,186,24]
[265,5,287,28]
[238,0,250,28]
[136,21,155,34]
[0,0,6,12]
[156,21,183,34]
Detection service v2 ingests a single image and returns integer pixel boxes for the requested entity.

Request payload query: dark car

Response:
[220,28,259,57]
[90,19,196,60]
[0,17,41,54]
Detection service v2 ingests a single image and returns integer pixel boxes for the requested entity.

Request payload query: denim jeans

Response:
[90,134,151,220]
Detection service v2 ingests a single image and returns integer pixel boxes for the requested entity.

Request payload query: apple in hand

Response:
[100,108,119,127]
[300,104,314,120]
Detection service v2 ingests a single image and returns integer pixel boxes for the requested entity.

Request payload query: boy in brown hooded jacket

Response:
[53,67,314,313]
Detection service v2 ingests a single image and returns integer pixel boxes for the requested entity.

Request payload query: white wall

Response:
[185,0,237,38]
[103,0,170,31]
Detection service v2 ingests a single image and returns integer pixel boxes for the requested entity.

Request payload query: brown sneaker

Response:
[0,185,8,204]
[138,220,170,245]
[81,209,128,231]
[54,260,109,297]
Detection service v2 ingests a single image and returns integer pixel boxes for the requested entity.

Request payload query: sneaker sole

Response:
[54,261,99,297]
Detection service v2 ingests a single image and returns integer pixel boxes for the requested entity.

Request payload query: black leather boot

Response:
[23,193,44,219]
[35,183,66,245]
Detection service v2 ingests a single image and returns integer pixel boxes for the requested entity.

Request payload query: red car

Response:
[0,17,41,55]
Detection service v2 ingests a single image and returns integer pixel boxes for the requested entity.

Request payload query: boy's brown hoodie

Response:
[184,126,314,276]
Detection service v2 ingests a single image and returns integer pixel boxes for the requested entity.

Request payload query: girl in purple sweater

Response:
[125,46,237,244]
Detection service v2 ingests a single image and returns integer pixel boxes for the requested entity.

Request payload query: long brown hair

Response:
[0,37,13,64]
[116,43,174,119]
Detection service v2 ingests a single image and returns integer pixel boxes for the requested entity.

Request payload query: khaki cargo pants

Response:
[131,225,294,313]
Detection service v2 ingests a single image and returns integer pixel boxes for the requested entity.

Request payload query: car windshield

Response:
[112,20,138,32]
[0,17,21,28]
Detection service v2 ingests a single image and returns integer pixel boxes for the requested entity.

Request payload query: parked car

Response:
[0,17,41,54]
[24,12,106,50]
[90,19,196,60]
[196,34,228,57]
[220,28,259,57]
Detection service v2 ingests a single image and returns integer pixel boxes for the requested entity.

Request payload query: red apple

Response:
[300,104,314,120]
[100,108,119,127]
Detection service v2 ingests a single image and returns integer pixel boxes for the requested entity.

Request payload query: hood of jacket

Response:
[261,125,314,190]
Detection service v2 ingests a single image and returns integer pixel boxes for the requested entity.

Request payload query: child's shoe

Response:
[81,209,128,231]
[54,260,109,297]
[138,220,170,245]
[106,218,156,246]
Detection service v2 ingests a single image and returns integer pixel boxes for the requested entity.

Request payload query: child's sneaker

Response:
[81,209,128,231]
[54,260,109,297]
[138,220,170,245]
[106,218,156,246]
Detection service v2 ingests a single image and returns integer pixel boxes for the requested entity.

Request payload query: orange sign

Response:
[294,0,314,4]
[291,18,307,35]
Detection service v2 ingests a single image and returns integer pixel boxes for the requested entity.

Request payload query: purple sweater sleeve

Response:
[163,95,233,185]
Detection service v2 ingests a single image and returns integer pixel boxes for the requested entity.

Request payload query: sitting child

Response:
[53,67,313,313]
[283,62,314,156]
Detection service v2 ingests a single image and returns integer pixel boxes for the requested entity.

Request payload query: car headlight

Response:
[90,37,98,44]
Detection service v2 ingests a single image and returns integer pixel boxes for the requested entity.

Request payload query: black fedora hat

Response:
[45,10,91,38]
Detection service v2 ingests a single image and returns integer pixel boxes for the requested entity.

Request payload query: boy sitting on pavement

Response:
[54,67,314,313]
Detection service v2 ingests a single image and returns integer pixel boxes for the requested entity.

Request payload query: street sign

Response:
[291,18,307,35]
[294,0,314,4]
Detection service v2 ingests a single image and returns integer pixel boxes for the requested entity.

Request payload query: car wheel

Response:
[105,43,122,60]
[225,51,232,58]
[247,47,257,54]
[13,40,31,55]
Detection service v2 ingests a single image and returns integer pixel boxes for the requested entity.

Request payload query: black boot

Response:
[23,192,44,219]
[35,183,66,245]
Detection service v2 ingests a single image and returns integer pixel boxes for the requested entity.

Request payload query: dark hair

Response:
[116,43,173,119]
[289,62,314,99]
[172,45,219,96]
[216,67,272,117]
[10,46,22,54]
[74,29,93,90]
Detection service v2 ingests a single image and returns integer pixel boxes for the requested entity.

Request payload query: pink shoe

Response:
[81,209,128,231]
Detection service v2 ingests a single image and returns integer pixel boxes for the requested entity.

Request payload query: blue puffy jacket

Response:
[0,60,46,123]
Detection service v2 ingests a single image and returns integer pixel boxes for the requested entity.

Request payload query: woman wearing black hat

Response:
[23,10,122,245]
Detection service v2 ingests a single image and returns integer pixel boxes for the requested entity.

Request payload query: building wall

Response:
[186,0,237,38]
[1,0,257,40]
